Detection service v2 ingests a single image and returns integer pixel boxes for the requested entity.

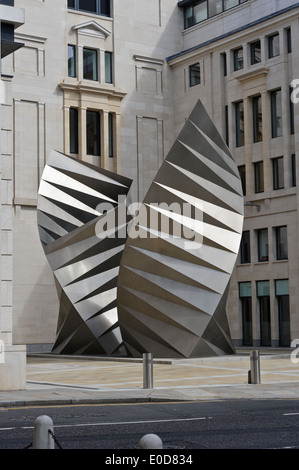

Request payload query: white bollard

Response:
[32,415,55,449]
[139,433,163,449]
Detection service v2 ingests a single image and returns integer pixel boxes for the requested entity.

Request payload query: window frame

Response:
[257,228,268,262]
[235,100,244,147]
[68,0,111,17]
[69,107,79,154]
[250,40,261,65]
[83,47,98,81]
[86,109,101,157]
[254,161,264,193]
[233,47,243,71]
[276,225,288,260]
[271,89,282,138]
[68,44,76,78]
[272,156,284,190]
[268,32,280,58]
[252,94,262,143]
[240,230,250,264]
[189,62,201,87]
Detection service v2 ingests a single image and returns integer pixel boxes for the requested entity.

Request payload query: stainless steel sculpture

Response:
[117,100,244,357]
[37,150,132,355]
[38,100,243,358]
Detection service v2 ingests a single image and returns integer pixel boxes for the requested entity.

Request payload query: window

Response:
[291,154,296,187]
[108,113,114,158]
[240,230,250,263]
[235,101,244,147]
[290,86,295,135]
[69,108,78,154]
[276,226,288,260]
[68,45,76,78]
[268,33,280,58]
[182,0,247,29]
[254,161,264,193]
[271,89,282,138]
[250,40,261,65]
[209,0,223,17]
[286,28,292,53]
[222,53,227,77]
[257,281,271,346]
[83,48,98,81]
[224,105,229,146]
[272,156,284,190]
[252,95,262,142]
[239,282,252,346]
[189,62,201,87]
[238,165,246,195]
[68,0,111,17]
[105,51,113,84]
[257,228,268,262]
[233,47,243,71]
[86,110,101,156]
[275,280,290,347]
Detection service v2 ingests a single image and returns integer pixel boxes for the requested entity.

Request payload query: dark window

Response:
[222,53,227,77]
[224,105,229,146]
[290,86,295,135]
[257,228,268,262]
[275,280,290,347]
[271,89,282,138]
[240,230,250,263]
[254,161,264,193]
[286,28,292,53]
[108,113,114,158]
[189,62,201,87]
[235,101,244,147]
[252,95,262,142]
[182,0,247,29]
[68,0,111,16]
[86,110,101,156]
[292,154,296,187]
[268,33,280,58]
[257,281,271,347]
[105,51,113,83]
[238,165,246,195]
[272,157,284,190]
[209,0,223,17]
[276,226,288,260]
[69,108,78,154]
[250,40,261,65]
[83,48,98,81]
[233,47,243,71]
[79,0,96,13]
[239,282,252,346]
[68,45,76,78]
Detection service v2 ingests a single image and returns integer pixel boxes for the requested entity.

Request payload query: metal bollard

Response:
[143,353,153,389]
[248,350,261,384]
[139,434,163,449]
[32,415,55,449]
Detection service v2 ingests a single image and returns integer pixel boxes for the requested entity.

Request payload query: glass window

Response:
[258,228,268,262]
[290,86,295,135]
[268,33,280,58]
[69,108,78,154]
[105,51,112,83]
[194,1,208,23]
[224,105,229,146]
[189,62,201,87]
[238,165,246,195]
[275,280,290,347]
[86,110,101,156]
[272,157,284,190]
[222,53,227,77]
[79,0,96,13]
[239,282,252,346]
[286,28,292,53]
[271,89,282,138]
[68,0,111,16]
[252,95,262,142]
[240,230,250,263]
[292,154,296,187]
[254,161,264,193]
[209,0,223,17]
[257,280,271,347]
[235,101,244,147]
[233,47,243,71]
[83,48,98,81]
[68,45,76,78]
[276,226,288,260]
[250,40,261,65]
[108,113,114,158]
[68,0,75,8]
[224,0,239,9]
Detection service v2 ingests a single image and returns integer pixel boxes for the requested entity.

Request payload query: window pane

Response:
[83,48,98,81]
[224,0,239,9]
[194,1,208,23]
[260,296,271,346]
[79,0,96,13]
[108,113,113,158]
[272,157,284,190]
[278,295,290,346]
[238,165,246,195]
[105,51,112,83]
[292,154,296,187]
[235,101,244,147]
[239,281,252,297]
[189,62,201,87]
[254,161,264,193]
[258,228,268,262]
[241,230,250,263]
[269,33,280,58]
[86,110,100,156]
[234,48,243,70]
[100,0,110,16]
[276,226,288,260]
[209,0,223,17]
[271,89,282,138]
[251,40,261,64]
[68,0,75,8]
[252,95,262,142]
[184,6,194,28]
[69,108,78,154]
[68,45,76,78]
[242,297,253,346]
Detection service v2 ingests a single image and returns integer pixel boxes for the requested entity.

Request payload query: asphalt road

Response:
[0,399,299,450]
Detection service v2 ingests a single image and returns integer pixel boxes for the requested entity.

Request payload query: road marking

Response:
[283,412,299,416]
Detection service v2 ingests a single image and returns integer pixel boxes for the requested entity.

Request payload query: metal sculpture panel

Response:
[117,100,244,357]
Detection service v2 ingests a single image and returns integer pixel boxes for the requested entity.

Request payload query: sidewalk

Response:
[0,352,298,407]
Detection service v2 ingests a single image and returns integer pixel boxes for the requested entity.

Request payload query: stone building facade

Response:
[1,0,298,363]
